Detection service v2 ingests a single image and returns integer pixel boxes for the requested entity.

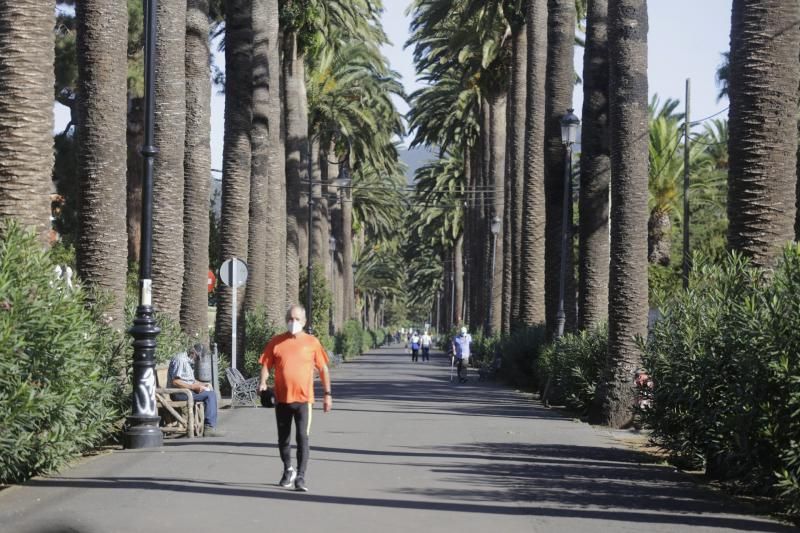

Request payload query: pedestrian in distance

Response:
[258,304,332,493]
[451,327,472,383]
[420,330,432,362]
[166,345,225,437]
[409,331,421,362]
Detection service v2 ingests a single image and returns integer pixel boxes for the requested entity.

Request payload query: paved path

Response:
[0,346,794,533]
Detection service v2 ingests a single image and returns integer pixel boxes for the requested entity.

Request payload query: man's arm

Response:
[258,362,270,392]
[319,365,332,413]
[172,378,206,393]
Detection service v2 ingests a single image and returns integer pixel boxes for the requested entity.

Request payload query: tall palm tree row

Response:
[74,0,129,329]
[0,2,54,241]
[727,0,800,268]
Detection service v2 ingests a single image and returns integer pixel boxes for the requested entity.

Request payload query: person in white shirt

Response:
[420,331,432,362]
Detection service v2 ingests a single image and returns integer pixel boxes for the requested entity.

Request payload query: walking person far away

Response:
[452,327,472,383]
[258,304,332,492]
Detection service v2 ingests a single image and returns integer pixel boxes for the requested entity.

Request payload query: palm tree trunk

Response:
[0,1,53,241]
[647,209,671,266]
[283,31,308,303]
[74,0,128,329]
[454,233,464,325]
[342,180,354,320]
[247,0,273,316]
[544,0,576,337]
[182,0,212,340]
[215,0,252,363]
[258,0,285,325]
[578,0,610,330]
[727,0,800,268]
[506,22,527,333]
[488,91,507,334]
[152,0,187,322]
[520,0,548,326]
[591,0,649,429]
[311,139,328,266]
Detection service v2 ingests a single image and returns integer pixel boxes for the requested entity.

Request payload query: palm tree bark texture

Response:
[182,0,212,340]
[283,31,308,304]
[591,0,649,429]
[505,19,527,333]
[216,0,252,364]
[75,0,128,329]
[256,0,287,325]
[488,91,507,334]
[727,0,800,268]
[152,0,187,322]
[578,0,610,330]
[0,1,54,241]
[520,0,548,327]
[544,0,577,337]
[246,0,271,316]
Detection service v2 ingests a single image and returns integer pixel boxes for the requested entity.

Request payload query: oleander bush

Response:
[537,324,606,413]
[643,247,800,514]
[336,319,363,360]
[0,223,124,484]
[243,306,280,378]
[498,325,548,389]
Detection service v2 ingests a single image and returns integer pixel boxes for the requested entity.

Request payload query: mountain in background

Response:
[398,145,436,184]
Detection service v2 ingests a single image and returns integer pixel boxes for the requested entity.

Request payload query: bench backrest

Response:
[156,366,170,388]
[225,367,243,386]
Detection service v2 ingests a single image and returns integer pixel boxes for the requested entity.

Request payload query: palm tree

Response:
[151,0,187,322]
[578,0,609,331]
[216,0,252,364]
[519,0,548,327]
[0,2,54,241]
[727,0,799,268]
[544,0,577,336]
[253,0,286,325]
[73,0,128,328]
[591,0,649,429]
[182,0,212,340]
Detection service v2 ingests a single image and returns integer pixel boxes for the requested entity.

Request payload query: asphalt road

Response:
[0,345,794,533]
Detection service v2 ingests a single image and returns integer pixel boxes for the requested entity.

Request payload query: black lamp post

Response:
[329,235,336,336]
[556,109,580,339]
[486,215,502,336]
[124,0,162,449]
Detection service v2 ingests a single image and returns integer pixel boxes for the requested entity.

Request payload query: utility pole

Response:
[683,78,691,290]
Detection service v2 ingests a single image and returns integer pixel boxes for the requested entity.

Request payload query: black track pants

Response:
[275,402,311,478]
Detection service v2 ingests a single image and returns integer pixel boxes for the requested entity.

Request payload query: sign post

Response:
[219,257,248,370]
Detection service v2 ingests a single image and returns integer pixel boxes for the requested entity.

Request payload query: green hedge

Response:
[643,248,800,514]
[537,324,606,413]
[243,306,281,379]
[336,319,363,360]
[0,223,124,483]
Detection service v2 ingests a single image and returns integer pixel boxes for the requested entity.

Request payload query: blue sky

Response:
[55,0,732,170]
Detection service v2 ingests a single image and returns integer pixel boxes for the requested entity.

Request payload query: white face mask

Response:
[287,320,304,335]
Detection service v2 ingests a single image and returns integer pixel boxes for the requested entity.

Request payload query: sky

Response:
[54,0,732,170]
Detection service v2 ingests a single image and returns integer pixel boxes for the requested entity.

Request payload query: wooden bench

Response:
[155,366,205,438]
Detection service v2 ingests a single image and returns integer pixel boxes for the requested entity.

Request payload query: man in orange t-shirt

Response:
[259,304,332,492]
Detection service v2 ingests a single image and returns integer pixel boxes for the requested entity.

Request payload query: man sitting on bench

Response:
[167,344,225,437]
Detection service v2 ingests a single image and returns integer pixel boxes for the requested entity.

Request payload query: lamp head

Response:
[490,215,501,235]
[560,108,580,145]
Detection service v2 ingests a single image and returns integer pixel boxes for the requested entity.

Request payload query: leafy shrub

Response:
[336,319,363,360]
[299,263,333,352]
[499,325,548,389]
[0,223,124,483]
[243,306,280,378]
[537,324,607,413]
[643,248,800,513]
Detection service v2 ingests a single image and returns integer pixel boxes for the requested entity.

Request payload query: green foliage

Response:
[0,223,125,484]
[300,263,333,352]
[643,247,800,513]
[498,325,548,389]
[243,307,281,378]
[336,319,363,360]
[538,324,607,414]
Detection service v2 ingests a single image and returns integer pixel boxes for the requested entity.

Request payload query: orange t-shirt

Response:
[259,332,329,404]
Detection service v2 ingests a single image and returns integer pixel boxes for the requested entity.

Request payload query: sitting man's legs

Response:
[192,390,222,434]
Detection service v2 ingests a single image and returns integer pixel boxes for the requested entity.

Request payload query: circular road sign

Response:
[219,258,248,288]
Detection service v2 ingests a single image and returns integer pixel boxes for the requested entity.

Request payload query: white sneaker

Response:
[279,466,297,488]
